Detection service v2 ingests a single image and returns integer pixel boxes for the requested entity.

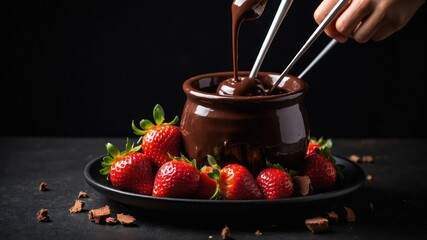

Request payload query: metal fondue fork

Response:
[298,39,338,79]
[268,0,348,94]
[249,0,294,79]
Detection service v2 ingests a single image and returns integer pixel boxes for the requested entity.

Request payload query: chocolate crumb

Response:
[37,208,50,222]
[361,155,374,163]
[305,217,329,233]
[344,206,356,222]
[324,211,339,223]
[348,154,360,163]
[366,174,373,181]
[117,213,136,225]
[221,225,230,240]
[78,191,88,198]
[69,199,85,213]
[106,217,117,225]
[255,230,262,236]
[39,182,48,191]
[88,205,110,224]
[293,175,313,196]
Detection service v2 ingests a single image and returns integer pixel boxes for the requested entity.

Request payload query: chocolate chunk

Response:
[344,206,356,222]
[39,182,48,191]
[221,225,230,240]
[293,175,313,196]
[117,213,136,225]
[69,199,85,213]
[305,217,329,233]
[324,211,339,223]
[361,155,374,163]
[37,208,50,222]
[106,217,117,225]
[348,154,360,163]
[78,191,89,198]
[88,205,110,224]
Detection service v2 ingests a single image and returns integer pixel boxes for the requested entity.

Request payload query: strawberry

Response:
[193,165,219,199]
[256,162,294,200]
[301,147,344,192]
[306,136,333,157]
[132,104,182,167]
[193,155,220,199]
[152,153,200,198]
[219,163,263,200]
[100,138,154,195]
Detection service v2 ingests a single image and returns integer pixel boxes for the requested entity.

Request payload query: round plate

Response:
[84,155,365,217]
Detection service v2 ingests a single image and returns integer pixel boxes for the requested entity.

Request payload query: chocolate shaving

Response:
[221,225,230,240]
[344,206,356,222]
[88,205,110,224]
[39,182,48,191]
[293,175,313,196]
[69,199,85,213]
[37,208,50,222]
[106,217,117,225]
[78,191,89,198]
[305,217,329,233]
[117,213,136,225]
[324,211,339,223]
[348,154,360,163]
[361,155,374,163]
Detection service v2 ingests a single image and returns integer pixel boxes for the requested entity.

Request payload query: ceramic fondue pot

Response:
[180,71,309,174]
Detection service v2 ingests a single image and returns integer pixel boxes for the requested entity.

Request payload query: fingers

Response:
[314,0,425,43]
[314,0,351,43]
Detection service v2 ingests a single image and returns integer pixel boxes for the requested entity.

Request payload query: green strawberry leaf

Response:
[139,119,155,131]
[133,104,179,138]
[99,166,111,176]
[106,143,120,158]
[153,104,165,125]
[310,136,333,149]
[100,138,140,177]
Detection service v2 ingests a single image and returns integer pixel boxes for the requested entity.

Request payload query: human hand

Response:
[314,0,425,43]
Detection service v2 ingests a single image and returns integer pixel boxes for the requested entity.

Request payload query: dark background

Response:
[3,0,426,138]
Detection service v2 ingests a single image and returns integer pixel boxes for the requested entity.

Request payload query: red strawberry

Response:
[132,104,182,167]
[256,162,294,200]
[219,163,263,200]
[100,138,154,195]
[301,147,343,192]
[306,136,333,157]
[193,155,220,199]
[152,153,200,198]
[193,166,219,199]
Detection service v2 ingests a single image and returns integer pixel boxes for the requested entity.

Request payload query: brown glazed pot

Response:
[180,71,309,175]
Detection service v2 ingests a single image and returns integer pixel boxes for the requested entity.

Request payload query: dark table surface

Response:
[1,137,426,239]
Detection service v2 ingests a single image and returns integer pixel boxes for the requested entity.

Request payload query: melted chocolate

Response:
[217,76,267,96]
[217,0,268,96]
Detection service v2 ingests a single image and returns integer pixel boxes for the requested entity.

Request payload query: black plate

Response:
[84,155,365,218]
